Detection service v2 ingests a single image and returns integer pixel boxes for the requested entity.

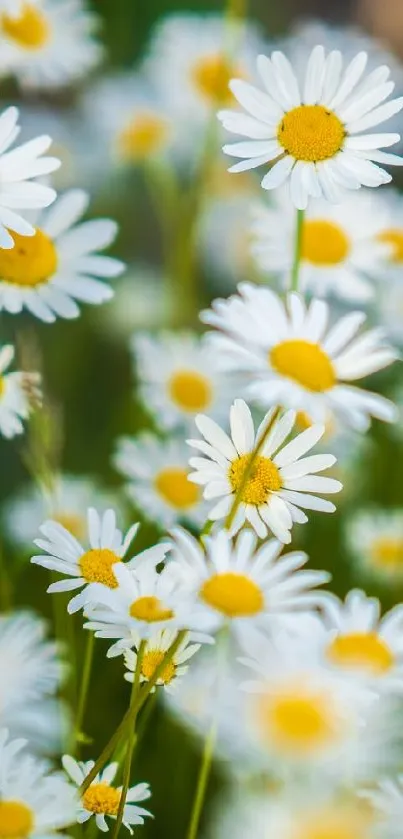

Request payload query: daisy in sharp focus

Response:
[114,433,208,529]
[30,507,166,614]
[0,0,103,90]
[0,189,124,322]
[219,44,403,208]
[124,629,201,693]
[62,756,152,834]
[202,285,398,431]
[346,509,403,584]
[0,344,41,439]
[188,399,342,542]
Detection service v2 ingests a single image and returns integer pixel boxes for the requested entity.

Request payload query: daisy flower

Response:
[99,265,173,339]
[0,106,59,249]
[219,44,403,208]
[0,0,103,90]
[0,189,124,323]
[202,285,398,431]
[0,344,41,439]
[62,756,152,833]
[167,527,330,646]
[124,629,201,693]
[114,433,208,529]
[198,192,258,290]
[133,331,238,431]
[188,399,342,542]
[346,509,403,584]
[0,729,76,838]
[251,188,390,302]
[30,507,163,614]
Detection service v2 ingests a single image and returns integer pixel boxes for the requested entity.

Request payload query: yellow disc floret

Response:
[82,783,121,816]
[370,537,403,571]
[201,571,264,617]
[54,513,86,542]
[130,595,174,623]
[378,229,403,263]
[257,687,339,755]
[192,54,235,104]
[328,631,394,675]
[168,370,212,412]
[229,453,281,505]
[270,339,336,392]
[154,467,200,509]
[79,548,121,588]
[278,105,345,162]
[302,220,350,266]
[142,649,176,684]
[0,801,34,838]
[1,3,50,49]
[0,229,57,287]
[117,113,169,162]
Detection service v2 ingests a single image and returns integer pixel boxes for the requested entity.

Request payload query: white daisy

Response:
[30,507,161,614]
[133,331,238,431]
[251,188,390,302]
[219,44,403,208]
[114,433,208,529]
[0,189,124,323]
[124,629,201,693]
[346,508,403,584]
[188,399,342,542]
[198,192,258,290]
[167,526,330,646]
[62,755,152,833]
[98,266,173,339]
[0,0,103,90]
[0,344,41,439]
[0,106,59,249]
[202,284,398,431]
[0,729,77,838]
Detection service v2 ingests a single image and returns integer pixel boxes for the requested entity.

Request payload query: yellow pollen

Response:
[229,453,281,505]
[0,229,57,287]
[378,229,403,263]
[130,595,174,623]
[296,807,369,839]
[117,112,169,161]
[192,54,236,104]
[82,783,121,816]
[201,571,264,618]
[0,801,34,838]
[302,220,350,266]
[168,370,212,412]
[154,467,200,510]
[141,649,176,684]
[54,512,86,541]
[270,339,336,392]
[1,3,50,49]
[370,537,403,571]
[257,688,339,755]
[278,105,345,162]
[79,548,121,588]
[328,631,395,675]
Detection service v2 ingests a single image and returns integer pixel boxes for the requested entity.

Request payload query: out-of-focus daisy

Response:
[62,756,152,833]
[114,434,207,529]
[366,777,403,839]
[0,189,124,323]
[168,527,330,646]
[0,0,103,90]
[203,285,398,430]
[98,266,173,339]
[0,106,59,249]
[251,188,389,302]
[219,45,403,208]
[0,729,76,837]
[198,193,258,290]
[374,188,403,283]
[377,279,403,347]
[0,344,41,439]
[189,399,341,542]
[30,508,156,614]
[346,509,403,584]
[124,629,200,693]
[133,331,238,431]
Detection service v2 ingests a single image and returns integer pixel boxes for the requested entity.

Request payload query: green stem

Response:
[71,632,95,754]
[186,720,217,839]
[290,208,305,292]
[199,519,214,542]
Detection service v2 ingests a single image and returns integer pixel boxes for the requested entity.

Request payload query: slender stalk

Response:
[186,720,217,839]
[290,208,305,292]
[71,632,95,754]
[199,519,214,542]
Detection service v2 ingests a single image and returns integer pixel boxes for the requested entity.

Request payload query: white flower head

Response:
[188,399,342,542]
[114,433,209,529]
[0,344,41,439]
[0,189,124,323]
[30,507,156,614]
[202,284,398,431]
[219,44,403,208]
[62,755,152,834]
[124,628,201,693]
[346,509,403,585]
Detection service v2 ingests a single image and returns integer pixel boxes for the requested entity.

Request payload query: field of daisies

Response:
[2,0,403,838]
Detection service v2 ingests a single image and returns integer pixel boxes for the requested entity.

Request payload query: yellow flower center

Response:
[0,229,57,287]
[229,453,281,505]
[278,105,345,162]
[79,548,121,588]
[296,807,369,839]
[0,801,34,838]
[117,112,169,161]
[0,376,5,397]
[328,631,395,675]
[168,370,213,412]
[154,467,200,510]
[370,537,403,571]
[1,3,50,49]
[130,595,174,623]
[54,512,86,542]
[295,410,314,431]
[257,687,340,755]
[270,339,336,392]
[378,229,403,263]
[302,220,350,266]
[201,571,264,618]
[192,54,236,104]
[141,649,176,684]
[82,783,121,816]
